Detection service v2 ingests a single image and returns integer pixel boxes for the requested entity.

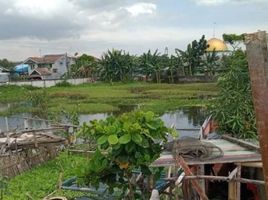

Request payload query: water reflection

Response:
[0,107,207,138]
[0,113,49,133]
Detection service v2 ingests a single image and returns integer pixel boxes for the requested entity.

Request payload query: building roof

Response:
[30,67,52,76]
[25,54,65,64]
[206,38,228,52]
[0,66,10,72]
[152,136,261,167]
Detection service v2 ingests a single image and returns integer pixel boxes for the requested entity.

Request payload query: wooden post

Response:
[175,156,209,200]
[236,164,241,200]
[5,117,9,132]
[228,167,238,200]
[228,181,237,200]
[197,164,206,193]
[245,30,268,198]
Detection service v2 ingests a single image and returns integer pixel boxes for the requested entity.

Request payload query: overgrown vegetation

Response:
[0,176,8,200]
[78,111,176,199]
[3,152,87,200]
[210,50,257,139]
[55,80,72,87]
[27,89,49,118]
[0,82,218,116]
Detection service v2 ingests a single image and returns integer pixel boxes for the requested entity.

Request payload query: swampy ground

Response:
[0,82,217,116]
[1,82,218,199]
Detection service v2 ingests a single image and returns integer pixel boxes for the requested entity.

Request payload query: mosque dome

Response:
[206,38,228,52]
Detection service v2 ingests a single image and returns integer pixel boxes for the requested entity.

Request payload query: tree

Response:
[176,35,208,76]
[78,111,176,199]
[202,50,219,76]
[222,33,245,51]
[139,50,160,82]
[70,54,98,79]
[98,49,135,82]
[0,58,17,70]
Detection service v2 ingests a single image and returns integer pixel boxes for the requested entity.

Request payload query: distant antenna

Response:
[164,47,168,55]
[39,49,42,57]
[213,22,216,38]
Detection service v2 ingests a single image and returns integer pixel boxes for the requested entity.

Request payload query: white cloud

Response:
[124,2,156,17]
[193,0,268,6]
[194,0,226,6]
[5,0,75,19]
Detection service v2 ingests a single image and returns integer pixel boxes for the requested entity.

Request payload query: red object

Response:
[247,183,260,200]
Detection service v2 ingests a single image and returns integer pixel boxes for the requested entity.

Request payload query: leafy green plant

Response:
[78,111,177,199]
[210,50,257,139]
[98,49,136,83]
[0,176,8,200]
[223,33,245,51]
[5,152,87,200]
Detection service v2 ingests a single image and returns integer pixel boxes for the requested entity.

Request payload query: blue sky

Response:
[0,0,267,61]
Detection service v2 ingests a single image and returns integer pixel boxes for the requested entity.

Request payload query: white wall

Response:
[0,78,92,87]
[0,73,10,82]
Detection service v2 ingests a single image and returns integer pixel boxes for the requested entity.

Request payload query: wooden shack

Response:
[151,116,266,200]
[0,128,66,178]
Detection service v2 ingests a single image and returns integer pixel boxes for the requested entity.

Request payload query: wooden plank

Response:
[228,168,238,180]
[237,162,263,168]
[228,180,237,200]
[152,150,261,166]
[236,164,241,200]
[183,175,265,185]
[228,166,239,200]
[245,30,268,198]
[222,135,260,152]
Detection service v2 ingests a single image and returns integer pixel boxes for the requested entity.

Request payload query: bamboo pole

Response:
[174,155,209,200]
[245,30,268,198]
[183,175,265,185]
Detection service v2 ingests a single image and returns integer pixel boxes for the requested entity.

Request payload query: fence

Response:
[0,78,93,88]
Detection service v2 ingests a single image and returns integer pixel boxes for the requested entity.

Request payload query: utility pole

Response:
[245,31,268,198]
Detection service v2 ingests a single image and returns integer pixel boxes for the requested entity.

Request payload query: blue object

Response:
[14,64,29,73]
[61,177,116,199]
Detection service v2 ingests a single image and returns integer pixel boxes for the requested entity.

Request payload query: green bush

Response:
[55,80,72,87]
[210,50,257,139]
[77,111,177,199]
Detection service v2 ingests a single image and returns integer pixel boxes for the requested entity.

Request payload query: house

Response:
[24,54,76,80]
[0,66,10,82]
[29,67,52,80]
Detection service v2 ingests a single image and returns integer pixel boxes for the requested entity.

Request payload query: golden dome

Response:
[206,38,228,52]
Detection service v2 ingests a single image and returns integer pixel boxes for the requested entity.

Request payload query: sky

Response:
[0,0,267,61]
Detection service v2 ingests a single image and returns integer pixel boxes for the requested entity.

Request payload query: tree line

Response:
[70,35,224,83]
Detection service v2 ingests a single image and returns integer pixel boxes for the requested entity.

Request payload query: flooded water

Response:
[0,107,207,138]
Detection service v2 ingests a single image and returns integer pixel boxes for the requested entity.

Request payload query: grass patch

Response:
[0,82,218,115]
[49,102,119,114]
[4,152,88,200]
